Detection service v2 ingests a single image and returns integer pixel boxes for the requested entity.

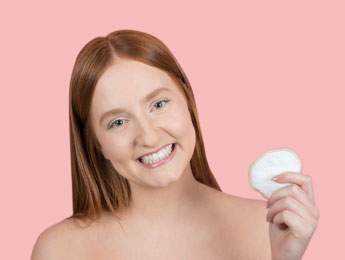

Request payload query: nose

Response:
[134,115,160,147]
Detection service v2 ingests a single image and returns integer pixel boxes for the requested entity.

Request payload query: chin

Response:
[149,170,184,188]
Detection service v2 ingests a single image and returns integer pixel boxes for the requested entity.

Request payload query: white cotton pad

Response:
[248,148,302,199]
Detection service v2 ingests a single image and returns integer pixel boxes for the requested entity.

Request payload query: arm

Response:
[245,199,272,260]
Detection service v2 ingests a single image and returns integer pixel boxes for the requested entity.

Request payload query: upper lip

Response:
[137,143,173,159]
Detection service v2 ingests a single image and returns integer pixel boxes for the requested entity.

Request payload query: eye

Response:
[108,119,128,130]
[107,99,171,130]
[152,98,170,111]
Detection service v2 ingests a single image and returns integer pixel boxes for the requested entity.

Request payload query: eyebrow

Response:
[99,87,172,126]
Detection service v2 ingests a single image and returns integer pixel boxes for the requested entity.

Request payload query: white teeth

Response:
[162,149,168,157]
[140,144,174,164]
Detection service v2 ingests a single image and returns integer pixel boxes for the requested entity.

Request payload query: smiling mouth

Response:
[137,143,176,163]
[136,143,177,168]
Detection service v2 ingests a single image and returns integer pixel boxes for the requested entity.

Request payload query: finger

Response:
[268,184,319,219]
[272,172,315,201]
[272,209,315,240]
[267,195,315,224]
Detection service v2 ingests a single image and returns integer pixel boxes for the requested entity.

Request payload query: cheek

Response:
[167,101,195,145]
[99,135,132,162]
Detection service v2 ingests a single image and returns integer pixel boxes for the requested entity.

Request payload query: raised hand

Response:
[266,172,320,260]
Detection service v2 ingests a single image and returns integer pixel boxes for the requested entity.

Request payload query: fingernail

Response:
[271,175,282,181]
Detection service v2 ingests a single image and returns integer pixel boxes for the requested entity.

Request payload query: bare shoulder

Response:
[31,218,83,260]
[200,183,271,259]
[236,197,271,259]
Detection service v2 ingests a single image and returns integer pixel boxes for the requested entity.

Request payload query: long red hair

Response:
[67,29,221,227]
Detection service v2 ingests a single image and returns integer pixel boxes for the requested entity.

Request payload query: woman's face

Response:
[90,59,196,188]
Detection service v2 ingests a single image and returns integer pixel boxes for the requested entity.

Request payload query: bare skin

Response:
[31,59,271,259]
[31,184,271,259]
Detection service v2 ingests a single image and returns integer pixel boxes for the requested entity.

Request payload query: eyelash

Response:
[107,99,171,130]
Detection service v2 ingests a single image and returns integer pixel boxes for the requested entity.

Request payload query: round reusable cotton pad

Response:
[248,148,302,199]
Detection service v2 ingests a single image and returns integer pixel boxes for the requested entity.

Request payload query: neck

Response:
[125,164,203,225]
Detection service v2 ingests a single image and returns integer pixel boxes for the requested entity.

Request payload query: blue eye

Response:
[152,99,170,110]
[107,99,170,130]
[108,119,127,129]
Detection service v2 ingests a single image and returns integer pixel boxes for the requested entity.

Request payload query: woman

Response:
[31,29,319,259]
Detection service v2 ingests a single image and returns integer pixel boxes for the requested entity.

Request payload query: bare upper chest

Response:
[78,218,241,260]
[73,196,254,259]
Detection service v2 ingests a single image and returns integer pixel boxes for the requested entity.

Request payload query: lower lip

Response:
[136,143,177,169]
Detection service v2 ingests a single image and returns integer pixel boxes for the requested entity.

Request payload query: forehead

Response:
[96,59,173,96]
[90,59,180,117]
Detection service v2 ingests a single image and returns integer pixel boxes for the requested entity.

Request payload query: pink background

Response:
[1,0,344,259]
